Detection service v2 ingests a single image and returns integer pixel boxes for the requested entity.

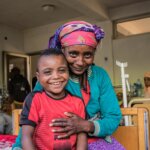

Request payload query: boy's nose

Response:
[52,71,59,78]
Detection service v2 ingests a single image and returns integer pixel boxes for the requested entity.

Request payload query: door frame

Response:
[2,51,31,89]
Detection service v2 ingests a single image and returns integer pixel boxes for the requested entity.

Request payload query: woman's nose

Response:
[76,56,84,66]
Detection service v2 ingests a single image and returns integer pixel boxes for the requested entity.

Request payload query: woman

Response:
[13,21,124,150]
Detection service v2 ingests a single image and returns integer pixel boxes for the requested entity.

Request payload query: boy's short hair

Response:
[40,48,63,56]
[37,48,67,71]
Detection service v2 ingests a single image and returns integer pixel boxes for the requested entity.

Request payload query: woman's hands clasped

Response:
[49,112,90,139]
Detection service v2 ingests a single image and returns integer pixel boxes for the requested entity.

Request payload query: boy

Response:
[20,48,87,150]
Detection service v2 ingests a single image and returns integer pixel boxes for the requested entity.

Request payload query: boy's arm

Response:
[22,125,35,150]
[76,132,87,150]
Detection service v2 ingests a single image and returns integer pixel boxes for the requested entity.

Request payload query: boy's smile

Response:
[36,55,69,99]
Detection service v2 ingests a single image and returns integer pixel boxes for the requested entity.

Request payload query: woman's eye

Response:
[69,52,78,57]
[84,53,93,58]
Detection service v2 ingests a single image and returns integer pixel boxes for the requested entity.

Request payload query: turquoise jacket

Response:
[12,65,122,149]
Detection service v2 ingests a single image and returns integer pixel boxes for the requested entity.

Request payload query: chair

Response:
[12,109,22,135]
[113,108,149,150]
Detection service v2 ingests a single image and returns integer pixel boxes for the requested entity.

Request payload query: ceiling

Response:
[0,0,148,30]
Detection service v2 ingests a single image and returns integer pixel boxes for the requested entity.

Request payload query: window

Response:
[115,16,150,38]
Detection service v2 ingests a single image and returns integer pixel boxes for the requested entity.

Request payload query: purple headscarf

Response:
[48,21,105,49]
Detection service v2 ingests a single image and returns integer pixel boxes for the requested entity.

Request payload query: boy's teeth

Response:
[53,82,60,85]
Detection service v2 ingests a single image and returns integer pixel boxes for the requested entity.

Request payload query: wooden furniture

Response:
[128,98,150,125]
[12,108,149,149]
[128,98,150,107]
[113,108,149,150]
[128,98,150,149]
[12,109,22,135]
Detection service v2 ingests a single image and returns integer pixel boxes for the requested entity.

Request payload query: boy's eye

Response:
[59,68,68,73]
[43,70,52,75]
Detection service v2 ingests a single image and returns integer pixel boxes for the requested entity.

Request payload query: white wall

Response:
[0,25,24,88]
[23,18,102,52]
[23,21,68,52]
[113,33,150,86]
[95,21,114,81]
[0,25,24,52]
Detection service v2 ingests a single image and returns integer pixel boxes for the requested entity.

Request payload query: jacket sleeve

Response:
[89,67,122,137]
[12,128,22,149]
[33,81,43,91]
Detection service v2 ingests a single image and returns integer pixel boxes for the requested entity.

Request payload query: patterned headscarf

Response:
[48,21,104,49]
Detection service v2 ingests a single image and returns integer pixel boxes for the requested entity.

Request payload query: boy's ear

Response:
[36,72,39,81]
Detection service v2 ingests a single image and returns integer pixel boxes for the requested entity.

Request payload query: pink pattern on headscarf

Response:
[48,20,104,49]
[59,21,101,48]
[60,21,93,38]
[61,31,97,48]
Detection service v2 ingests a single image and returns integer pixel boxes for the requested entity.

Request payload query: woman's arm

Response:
[76,132,87,150]
[22,125,35,150]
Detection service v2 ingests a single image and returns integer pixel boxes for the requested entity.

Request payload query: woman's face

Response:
[63,45,95,75]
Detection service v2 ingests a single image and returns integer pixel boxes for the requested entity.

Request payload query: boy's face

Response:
[36,55,69,99]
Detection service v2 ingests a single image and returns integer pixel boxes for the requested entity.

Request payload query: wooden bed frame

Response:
[12,108,149,150]
[113,107,149,150]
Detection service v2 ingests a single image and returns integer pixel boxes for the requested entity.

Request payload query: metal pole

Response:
[116,61,129,126]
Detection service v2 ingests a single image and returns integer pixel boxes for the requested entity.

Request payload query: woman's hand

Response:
[49,112,94,139]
